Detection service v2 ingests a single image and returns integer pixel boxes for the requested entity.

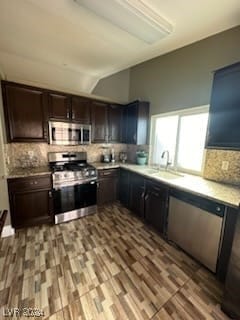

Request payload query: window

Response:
[150,106,209,174]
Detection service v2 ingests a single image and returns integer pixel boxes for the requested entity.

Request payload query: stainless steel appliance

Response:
[48,152,97,224]
[49,121,91,145]
[168,190,225,272]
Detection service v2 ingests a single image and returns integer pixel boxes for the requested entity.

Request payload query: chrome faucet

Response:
[161,150,171,171]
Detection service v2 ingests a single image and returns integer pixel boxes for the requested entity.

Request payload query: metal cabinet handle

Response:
[30,181,38,185]
[49,191,52,198]
[103,172,112,176]
[144,193,149,201]
[152,191,160,197]
[141,191,145,198]
[216,206,221,212]
[72,111,75,120]
[67,110,70,119]
[133,134,136,142]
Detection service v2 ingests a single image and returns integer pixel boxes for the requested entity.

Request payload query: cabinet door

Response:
[9,189,52,228]
[206,62,240,149]
[126,103,138,144]
[71,96,91,123]
[129,173,145,218]
[108,104,122,142]
[119,169,130,208]
[222,205,240,318]
[123,101,149,145]
[48,92,71,120]
[97,177,118,205]
[121,106,128,143]
[91,101,108,142]
[145,182,168,234]
[2,82,48,142]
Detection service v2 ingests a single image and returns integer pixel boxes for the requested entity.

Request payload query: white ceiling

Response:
[0,0,239,94]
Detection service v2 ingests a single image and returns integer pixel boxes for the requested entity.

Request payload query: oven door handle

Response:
[53,179,97,189]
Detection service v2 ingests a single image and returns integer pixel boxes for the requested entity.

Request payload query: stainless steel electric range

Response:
[48,152,97,224]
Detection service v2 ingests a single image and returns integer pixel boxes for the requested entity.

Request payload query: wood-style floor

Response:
[0,203,230,320]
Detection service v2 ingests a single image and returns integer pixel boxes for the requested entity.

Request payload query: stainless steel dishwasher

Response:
[168,190,225,272]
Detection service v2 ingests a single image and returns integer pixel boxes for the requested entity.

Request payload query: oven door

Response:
[52,180,97,222]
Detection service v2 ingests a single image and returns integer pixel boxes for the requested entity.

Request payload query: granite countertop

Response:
[7,166,51,179]
[92,162,240,209]
[91,162,122,170]
[7,163,239,208]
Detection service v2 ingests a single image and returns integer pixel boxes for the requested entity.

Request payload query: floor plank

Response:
[0,203,229,319]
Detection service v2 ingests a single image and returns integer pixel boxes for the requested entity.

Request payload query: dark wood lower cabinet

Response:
[8,175,53,229]
[97,169,118,206]
[119,169,168,235]
[129,173,145,218]
[221,205,240,318]
[144,180,168,235]
[119,168,130,208]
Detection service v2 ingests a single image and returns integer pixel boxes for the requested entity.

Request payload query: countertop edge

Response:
[92,163,239,209]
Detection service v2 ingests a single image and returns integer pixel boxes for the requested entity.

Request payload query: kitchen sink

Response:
[152,170,184,179]
[141,168,159,174]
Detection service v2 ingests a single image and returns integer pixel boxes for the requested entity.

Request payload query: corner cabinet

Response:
[122,100,149,145]
[2,81,48,142]
[108,104,122,142]
[8,175,53,229]
[206,62,240,150]
[91,101,123,143]
[119,168,130,208]
[129,173,145,218]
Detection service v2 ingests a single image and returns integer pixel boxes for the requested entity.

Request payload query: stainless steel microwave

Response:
[49,121,91,145]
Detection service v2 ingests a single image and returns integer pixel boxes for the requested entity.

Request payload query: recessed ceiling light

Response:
[74,0,173,44]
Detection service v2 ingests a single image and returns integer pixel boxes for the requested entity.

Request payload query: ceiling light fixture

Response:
[74,0,173,44]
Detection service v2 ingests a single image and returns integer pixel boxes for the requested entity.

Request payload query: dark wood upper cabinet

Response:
[206,62,240,150]
[91,101,108,143]
[108,104,122,142]
[2,81,140,144]
[48,92,71,120]
[122,100,149,145]
[71,96,91,123]
[2,81,48,142]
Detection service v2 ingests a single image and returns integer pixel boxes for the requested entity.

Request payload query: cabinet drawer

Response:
[98,169,119,178]
[146,181,168,198]
[8,175,52,192]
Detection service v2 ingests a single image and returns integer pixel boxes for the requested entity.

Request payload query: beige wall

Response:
[92,69,130,103]
[129,26,240,115]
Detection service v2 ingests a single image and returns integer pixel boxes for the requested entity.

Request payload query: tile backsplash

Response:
[5,143,127,172]
[203,149,240,186]
[4,143,240,186]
